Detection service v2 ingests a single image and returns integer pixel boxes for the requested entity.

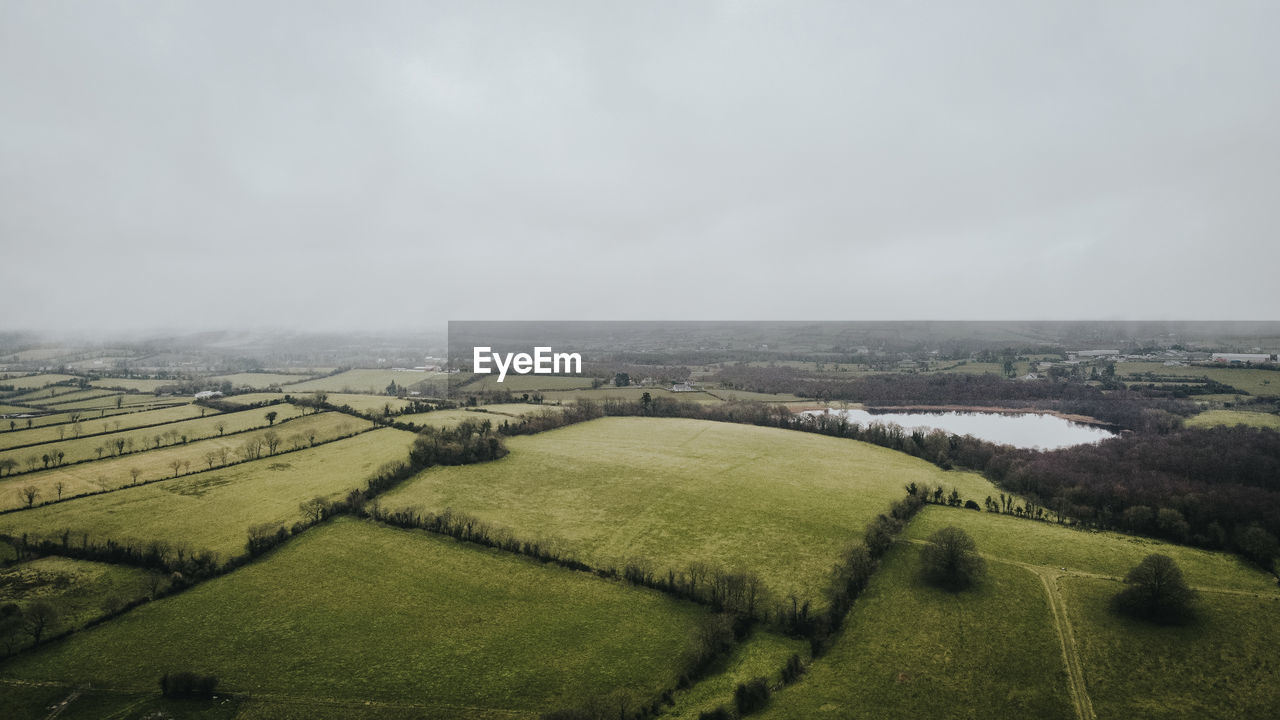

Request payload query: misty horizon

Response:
[3,2,1278,332]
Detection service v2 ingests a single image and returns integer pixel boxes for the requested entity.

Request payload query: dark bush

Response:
[734,677,771,715]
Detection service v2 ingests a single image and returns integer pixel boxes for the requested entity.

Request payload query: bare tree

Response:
[129,467,142,484]
[215,421,226,436]
[19,485,39,508]
[300,496,328,523]
[24,601,57,643]
[264,430,281,455]
[54,481,65,501]
[169,459,183,477]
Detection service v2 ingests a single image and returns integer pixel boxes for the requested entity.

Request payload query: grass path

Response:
[906,527,1280,720]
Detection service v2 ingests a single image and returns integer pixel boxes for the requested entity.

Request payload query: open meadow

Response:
[208,372,318,389]
[0,404,303,470]
[0,556,164,651]
[1185,409,1280,430]
[756,541,1074,720]
[0,411,366,512]
[284,369,446,395]
[0,375,78,391]
[0,404,212,450]
[0,518,707,717]
[1118,361,1280,397]
[0,425,411,558]
[381,417,1000,607]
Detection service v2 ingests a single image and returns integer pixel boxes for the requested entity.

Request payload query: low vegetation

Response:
[1,518,708,715]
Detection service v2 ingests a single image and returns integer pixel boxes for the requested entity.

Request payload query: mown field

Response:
[0,518,707,717]
[756,542,1074,720]
[0,404,211,450]
[0,409,371,509]
[0,556,163,650]
[284,369,446,394]
[0,404,303,471]
[1185,409,1280,430]
[382,417,1000,607]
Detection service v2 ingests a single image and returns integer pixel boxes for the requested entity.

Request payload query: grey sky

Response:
[2,1,1277,332]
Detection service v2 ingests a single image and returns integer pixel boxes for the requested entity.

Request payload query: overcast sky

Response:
[2,1,1277,333]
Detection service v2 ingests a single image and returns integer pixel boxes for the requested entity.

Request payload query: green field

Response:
[5,385,83,404]
[0,518,707,716]
[209,372,318,389]
[398,404,565,430]
[284,369,447,395]
[1185,409,1280,430]
[35,389,135,407]
[42,393,171,412]
[0,403,304,471]
[0,556,163,650]
[1118,361,1280,396]
[1063,578,1280,719]
[464,374,601,392]
[314,393,415,415]
[757,542,1074,720]
[704,388,806,402]
[88,378,174,393]
[0,412,375,514]
[382,417,999,607]
[0,374,78,391]
[903,507,1276,593]
[668,631,806,719]
[223,391,416,415]
[0,404,212,451]
[537,387,726,405]
[0,405,142,433]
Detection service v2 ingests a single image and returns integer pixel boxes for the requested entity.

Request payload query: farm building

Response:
[1212,353,1274,363]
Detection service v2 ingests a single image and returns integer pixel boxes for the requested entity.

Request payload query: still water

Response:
[804,408,1116,450]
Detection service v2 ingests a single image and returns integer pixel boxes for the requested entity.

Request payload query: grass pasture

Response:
[0,518,707,716]
[463,374,602,392]
[536,387,726,405]
[0,403,304,471]
[222,391,416,415]
[0,556,163,648]
[0,412,374,514]
[756,542,1073,720]
[0,427,413,558]
[667,631,807,719]
[1118,361,1280,396]
[0,404,211,450]
[1063,577,1280,719]
[42,393,170,411]
[398,404,566,430]
[284,369,447,395]
[0,374,79,391]
[884,506,1280,719]
[903,506,1276,593]
[88,378,174,393]
[382,417,1000,607]
[1185,409,1280,430]
[209,372,318,388]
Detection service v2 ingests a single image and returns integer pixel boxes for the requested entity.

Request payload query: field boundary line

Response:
[1032,568,1096,720]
